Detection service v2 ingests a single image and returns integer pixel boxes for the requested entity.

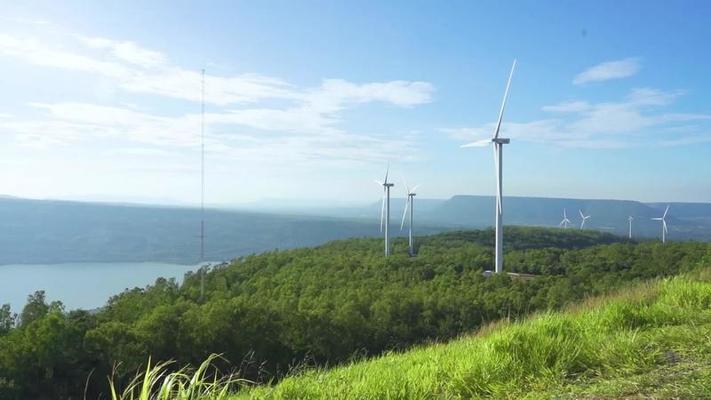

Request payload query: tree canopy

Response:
[0,227,708,399]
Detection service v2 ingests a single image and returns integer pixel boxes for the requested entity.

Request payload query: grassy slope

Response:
[235,269,711,399]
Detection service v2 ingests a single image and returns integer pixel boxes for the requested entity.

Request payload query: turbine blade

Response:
[384,163,390,184]
[663,220,668,234]
[461,139,491,148]
[663,205,670,218]
[401,198,409,231]
[493,144,502,212]
[493,59,517,140]
[380,194,385,232]
[411,184,420,193]
[374,180,383,186]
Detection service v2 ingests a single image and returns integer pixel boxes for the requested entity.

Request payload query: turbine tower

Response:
[462,59,517,274]
[199,68,206,302]
[579,210,591,230]
[628,216,634,239]
[559,209,572,229]
[375,165,394,256]
[651,205,670,243]
[400,183,419,257]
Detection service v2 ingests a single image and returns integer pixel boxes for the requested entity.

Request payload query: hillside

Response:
[0,197,442,265]
[1,227,708,399]
[236,268,711,399]
[2,195,710,265]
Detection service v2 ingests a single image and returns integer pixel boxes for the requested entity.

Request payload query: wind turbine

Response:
[628,216,634,239]
[651,205,670,243]
[559,209,572,229]
[579,210,591,230]
[400,183,419,257]
[461,59,517,274]
[375,165,394,256]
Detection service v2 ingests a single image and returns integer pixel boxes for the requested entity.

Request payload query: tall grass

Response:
[235,272,711,399]
[106,271,711,399]
[106,354,247,400]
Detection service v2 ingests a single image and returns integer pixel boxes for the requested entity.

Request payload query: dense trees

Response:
[0,227,708,399]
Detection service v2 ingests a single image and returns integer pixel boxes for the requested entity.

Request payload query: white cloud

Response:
[447,88,711,149]
[78,36,167,67]
[1,101,420,165]
[0,31,433,165]
[0,34,130,78]
[0,33,434,107]
[542,101,590,113]
[313,79,433,109]
[573,58,640,85]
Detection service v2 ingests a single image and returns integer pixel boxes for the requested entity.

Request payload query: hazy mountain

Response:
[404,195,708,239]
[257,195,711,240]
[1,195,709,265]
[0,197,444,265]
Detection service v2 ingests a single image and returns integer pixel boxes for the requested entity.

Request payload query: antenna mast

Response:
[200,68,205,301]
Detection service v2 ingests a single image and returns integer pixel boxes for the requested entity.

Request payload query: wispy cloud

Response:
[541,101,590,113]
[573,58,640,85]
[0,31,434,164]
[447,88,711,149]
[77,36,167,67]
[0,33,434,107]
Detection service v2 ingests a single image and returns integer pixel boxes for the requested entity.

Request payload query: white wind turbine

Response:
[579,210,591,230]
[651,205,670,243]
[559,209,572,229]
[400,183,419,257]
[375,165,394,256]
[462,59,517,274]
[628,216,634,239]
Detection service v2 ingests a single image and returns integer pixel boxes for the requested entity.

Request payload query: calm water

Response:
[0,262,202,312]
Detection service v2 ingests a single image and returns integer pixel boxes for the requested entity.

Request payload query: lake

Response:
[0,262,204,312]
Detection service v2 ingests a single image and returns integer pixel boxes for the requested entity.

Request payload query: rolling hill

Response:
[235,268,711,399]
[1,227,709,399]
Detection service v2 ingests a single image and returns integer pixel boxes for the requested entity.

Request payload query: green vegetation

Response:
[0,227,708,399]
[108,355,242,400]
[236,269,711,399]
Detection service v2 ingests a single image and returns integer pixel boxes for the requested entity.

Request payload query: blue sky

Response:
[0,0,709,205]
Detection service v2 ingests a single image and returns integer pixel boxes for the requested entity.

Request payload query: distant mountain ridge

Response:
[300,195,711,240]
[0,197,442,265]
[420,195,711,239]
[0,195,710,265]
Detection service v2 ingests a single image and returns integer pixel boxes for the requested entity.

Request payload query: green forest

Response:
[1,227,709,399]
